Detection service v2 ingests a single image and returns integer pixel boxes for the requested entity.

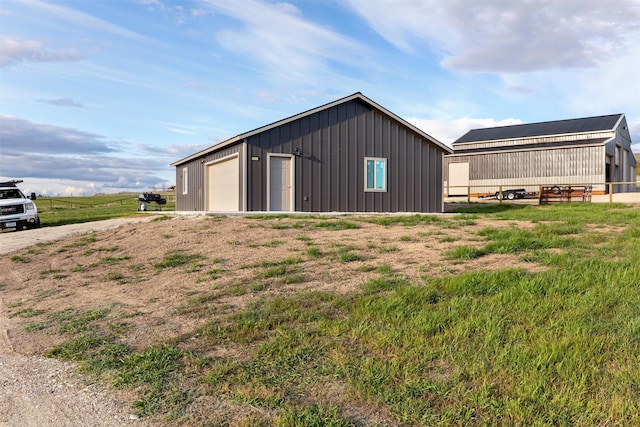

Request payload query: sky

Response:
[1,0,639,196]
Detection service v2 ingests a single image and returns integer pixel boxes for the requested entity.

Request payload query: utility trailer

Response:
[492,189,538,200]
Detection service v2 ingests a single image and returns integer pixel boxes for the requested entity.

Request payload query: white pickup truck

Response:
[0,180,41,231]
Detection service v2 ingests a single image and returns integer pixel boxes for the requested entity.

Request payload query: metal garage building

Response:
[445,114,637,196]
[171,93,452,213]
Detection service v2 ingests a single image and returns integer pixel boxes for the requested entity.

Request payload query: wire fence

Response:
[37,193,176,210]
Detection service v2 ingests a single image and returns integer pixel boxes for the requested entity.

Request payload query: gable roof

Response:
[455,113,624,144]
[171,92,452,167]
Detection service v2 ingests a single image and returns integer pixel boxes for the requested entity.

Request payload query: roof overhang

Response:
[171,92,452,167]
[447,137,612,157]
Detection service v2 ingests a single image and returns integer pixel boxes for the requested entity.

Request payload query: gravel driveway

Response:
[1,216,155,426]
[0,216,154,255]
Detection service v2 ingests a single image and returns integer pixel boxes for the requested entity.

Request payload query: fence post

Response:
[498,185,503,204]
[467,186,470,203]
[609,183,613,204]
[538,185,542,204]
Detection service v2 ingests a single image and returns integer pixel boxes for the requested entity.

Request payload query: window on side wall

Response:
[364,157,387,192]
[182,168,188,195]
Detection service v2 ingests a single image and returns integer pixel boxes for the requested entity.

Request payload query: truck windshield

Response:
[0,188,25,199]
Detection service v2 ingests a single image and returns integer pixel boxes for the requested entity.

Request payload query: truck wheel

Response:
[507,192,516,200]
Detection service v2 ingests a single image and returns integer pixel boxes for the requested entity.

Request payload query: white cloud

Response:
[342,0,640,73]
[342,0,640,149]
[498,39,640,144]
[407,116,523,145]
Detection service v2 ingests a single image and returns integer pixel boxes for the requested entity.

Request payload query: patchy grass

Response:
[306,247,322,259]
[14,204,640,425]
[83,246,119,256]
[444,245,486,260]
[10,255,31,263]
[154,252,204,269]
[314,219,359,230]
[10,308,47,318]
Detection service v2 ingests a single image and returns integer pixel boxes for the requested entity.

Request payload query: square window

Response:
[365,158,387,192]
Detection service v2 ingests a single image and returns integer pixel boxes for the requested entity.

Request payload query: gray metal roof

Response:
[455,114,624,143]
[451,138,610,154]
[171,92,452,166]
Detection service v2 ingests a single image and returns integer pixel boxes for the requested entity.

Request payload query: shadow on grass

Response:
[446,203,530,214]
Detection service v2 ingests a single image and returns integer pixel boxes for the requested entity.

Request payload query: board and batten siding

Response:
[244,99,443,212]
[175,144,243,211]
[445,145,606,194]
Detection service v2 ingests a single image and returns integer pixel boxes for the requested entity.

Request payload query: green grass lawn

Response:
[36,193,175,226]
[12,203,640,425]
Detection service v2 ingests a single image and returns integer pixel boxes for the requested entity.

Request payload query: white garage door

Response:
[448,162,469,196]
[206,156,239,211]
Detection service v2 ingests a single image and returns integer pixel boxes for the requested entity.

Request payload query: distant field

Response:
[37,193,175,226]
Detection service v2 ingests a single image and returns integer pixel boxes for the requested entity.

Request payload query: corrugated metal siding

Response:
[245,99,445,212]
[445,146,606,194]
[467,146,603,180]
[175,144,242,211]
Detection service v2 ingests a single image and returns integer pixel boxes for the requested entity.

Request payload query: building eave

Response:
[171,92,452,167]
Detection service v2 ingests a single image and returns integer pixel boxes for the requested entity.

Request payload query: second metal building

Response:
[445,114,636,196]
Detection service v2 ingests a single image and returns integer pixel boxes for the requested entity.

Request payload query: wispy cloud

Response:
[37,97,85,108]
[201,0,371,83]
[186,81,210,91]
[0,36,83,67]
[138,142,211,157]
[23,0,153,43]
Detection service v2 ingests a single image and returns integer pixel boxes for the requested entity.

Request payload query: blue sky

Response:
[1,0,639,196]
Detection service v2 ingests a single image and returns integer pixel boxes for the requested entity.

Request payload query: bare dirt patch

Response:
[1,213,544,425]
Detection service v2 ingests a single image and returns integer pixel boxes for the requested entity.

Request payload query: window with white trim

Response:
[182,168,188,194]
[364,157,387,192]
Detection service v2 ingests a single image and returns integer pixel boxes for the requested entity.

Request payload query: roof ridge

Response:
[455,113,624,144]
[467,113,623,133]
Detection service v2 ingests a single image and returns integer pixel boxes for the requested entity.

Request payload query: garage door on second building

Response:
[448,162,469,196]
[206,155,240,211]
